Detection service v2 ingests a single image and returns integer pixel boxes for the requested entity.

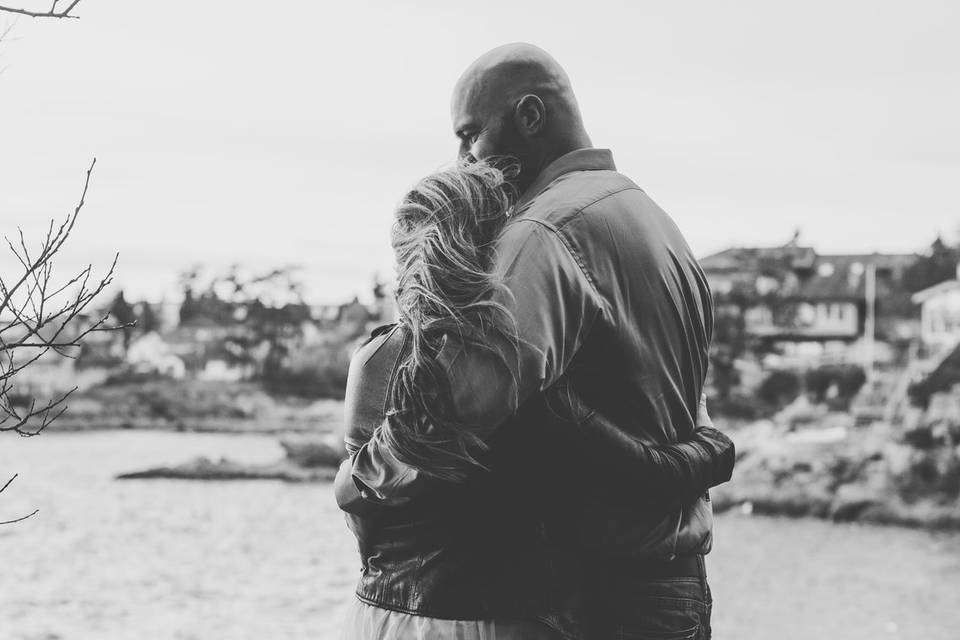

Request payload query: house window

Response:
[712,279,733,295]
[755,276,778,295]
[817,303,830,325]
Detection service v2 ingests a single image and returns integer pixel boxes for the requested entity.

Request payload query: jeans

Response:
[584,555,712,640]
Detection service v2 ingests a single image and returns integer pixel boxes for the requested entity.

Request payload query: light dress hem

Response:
[340,598,561,640]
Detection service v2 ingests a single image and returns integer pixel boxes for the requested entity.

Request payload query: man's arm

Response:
[549,388,735,504]
[345,220,603,509]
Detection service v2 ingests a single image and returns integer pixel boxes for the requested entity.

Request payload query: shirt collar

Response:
[513,148,616,213]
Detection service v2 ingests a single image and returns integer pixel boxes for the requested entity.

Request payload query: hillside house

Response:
[700,239,917,365]
[912,269,960,353]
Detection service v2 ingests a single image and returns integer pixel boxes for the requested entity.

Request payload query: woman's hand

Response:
[696,392,713,429]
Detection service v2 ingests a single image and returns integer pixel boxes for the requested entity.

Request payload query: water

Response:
[1,431,959,640]
[1,431,356,640]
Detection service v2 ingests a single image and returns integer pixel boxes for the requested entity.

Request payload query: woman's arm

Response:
[548,386,735,505]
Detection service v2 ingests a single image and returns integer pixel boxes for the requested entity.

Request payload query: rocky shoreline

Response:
[116,456,340,482]
[103,382,960,531]
[116,438,346,483]
[47,380,345,435]
[710,404,960,531]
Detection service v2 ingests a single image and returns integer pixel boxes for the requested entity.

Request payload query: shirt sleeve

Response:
[345,219,604,509]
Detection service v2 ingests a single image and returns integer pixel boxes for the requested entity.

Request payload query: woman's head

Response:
[384,159,517,481]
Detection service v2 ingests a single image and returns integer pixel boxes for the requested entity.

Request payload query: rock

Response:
[883,443,914,476]
[116,455,338,483]
[774,396,827,429]
[830,484,883,522]
[278,437,346,468]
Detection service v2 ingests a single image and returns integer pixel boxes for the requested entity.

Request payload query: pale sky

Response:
[1,0,958,304]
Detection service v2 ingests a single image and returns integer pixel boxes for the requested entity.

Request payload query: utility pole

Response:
[864,262,877,382]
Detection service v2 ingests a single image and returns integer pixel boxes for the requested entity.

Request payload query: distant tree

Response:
[176,265,311,380]
[805,364,867,406]
[758,370,802,408]
[108,291,137,347]
[904,236,960,293]
[372,275,387,302]
[709,285,756,404]
[710,305,746,401]
[137,301,160,334]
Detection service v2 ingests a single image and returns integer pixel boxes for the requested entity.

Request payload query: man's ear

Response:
[514,94,545,136]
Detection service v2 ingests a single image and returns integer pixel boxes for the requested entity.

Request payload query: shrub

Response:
[713,392,766,419]
[263,341,353,399]
[263,363,349,399]
[805,364,867,405]
[758,370,802,407]
[909,343,960,408]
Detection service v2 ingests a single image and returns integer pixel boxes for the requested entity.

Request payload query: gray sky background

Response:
[1,0,958,304]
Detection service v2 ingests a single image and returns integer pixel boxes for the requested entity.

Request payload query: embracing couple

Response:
[334,43,735,640]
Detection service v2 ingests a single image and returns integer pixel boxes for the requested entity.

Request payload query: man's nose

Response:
[457,140,475,162]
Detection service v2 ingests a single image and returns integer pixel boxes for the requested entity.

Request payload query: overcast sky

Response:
[1,0,958,304]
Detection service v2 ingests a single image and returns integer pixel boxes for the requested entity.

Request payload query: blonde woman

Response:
[335,160,733,640]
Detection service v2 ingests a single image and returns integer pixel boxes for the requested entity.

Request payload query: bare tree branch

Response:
[0,474,38,524]
[0,0,81,19]
[1,158,128,437]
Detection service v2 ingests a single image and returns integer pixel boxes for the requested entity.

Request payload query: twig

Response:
[0,475,38,525]
[0,0,81,19]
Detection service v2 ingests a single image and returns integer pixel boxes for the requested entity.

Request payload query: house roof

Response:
[795,253,915,301]
[700,244,917,315]
[911,279,960,304]
[699,245,817,274]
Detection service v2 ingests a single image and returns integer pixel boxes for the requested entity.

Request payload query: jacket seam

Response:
[382,329,409,417]
[554,185,644,232]
[514,185,642,303]
[514,217,602,302]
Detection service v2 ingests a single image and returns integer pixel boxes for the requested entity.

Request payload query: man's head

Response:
[451,43,592,194]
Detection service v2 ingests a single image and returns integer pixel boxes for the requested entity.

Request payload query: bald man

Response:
[345,44,722,639]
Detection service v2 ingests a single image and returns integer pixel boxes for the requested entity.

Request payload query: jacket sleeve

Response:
[547,387,735,504]
[583,407,735,504]
[345,220,604,509]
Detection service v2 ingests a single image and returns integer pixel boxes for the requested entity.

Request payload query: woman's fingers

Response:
[696,393,714,429]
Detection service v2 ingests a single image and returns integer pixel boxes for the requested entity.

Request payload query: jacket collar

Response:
[513,148,616,213]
